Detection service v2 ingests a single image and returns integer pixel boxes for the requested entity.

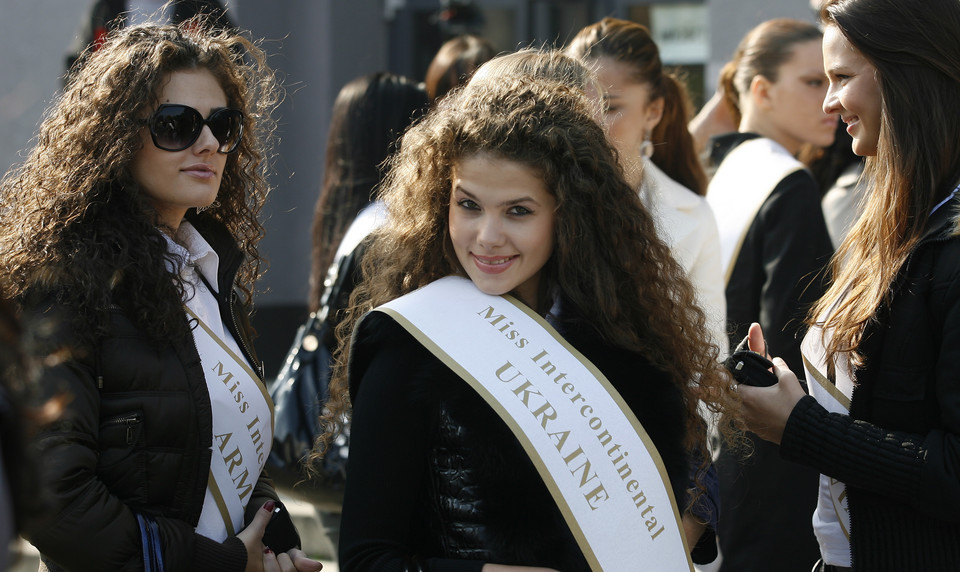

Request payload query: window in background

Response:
[628,3,707,109]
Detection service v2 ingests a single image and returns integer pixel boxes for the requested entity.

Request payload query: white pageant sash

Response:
[373,276,692,571]
[707,137,805,284]
[801,324,853,563]
[187,307,274,541]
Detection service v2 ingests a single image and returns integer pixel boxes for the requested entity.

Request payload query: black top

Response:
[711,132,834,368]
[781,192,960,570]
[339,307,690,571]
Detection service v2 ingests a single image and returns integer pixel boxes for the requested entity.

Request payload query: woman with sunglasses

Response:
[0,17,322,572]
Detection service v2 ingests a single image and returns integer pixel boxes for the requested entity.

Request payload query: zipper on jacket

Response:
[195,270,264,380]
[95,340,104,389]
[229,289,264,380]
[104,412,142,445]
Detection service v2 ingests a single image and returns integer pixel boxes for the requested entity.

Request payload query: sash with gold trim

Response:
[188,307,275,541]
[370,276,692,571]
[800,323,853,564]
[706,137,805,284]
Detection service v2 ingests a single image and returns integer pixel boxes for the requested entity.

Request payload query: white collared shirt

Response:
[163,221,246,361]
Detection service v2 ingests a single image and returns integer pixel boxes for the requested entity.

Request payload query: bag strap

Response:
[137,513,165,572]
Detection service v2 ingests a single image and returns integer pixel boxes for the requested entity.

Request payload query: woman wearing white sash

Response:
[565,18,727,361]
[704,19,838,572]
[310,68,742,571]
[740,0,960,569]
[2,19,320,572]
[472,47,724,567]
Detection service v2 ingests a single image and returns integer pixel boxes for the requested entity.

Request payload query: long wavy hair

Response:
[566,17,707,195]
[0,17,280,346]
[309,72,427,311]
[310,73,741,492]
[813,0,960,376]
[718,18,822,128]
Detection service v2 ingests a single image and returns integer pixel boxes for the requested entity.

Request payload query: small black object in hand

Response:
[723,335,778,387]
[261,501,302,553]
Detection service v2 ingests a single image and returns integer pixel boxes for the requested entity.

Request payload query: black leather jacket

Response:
[22,217,288,572]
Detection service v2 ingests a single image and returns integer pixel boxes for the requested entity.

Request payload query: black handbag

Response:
[266,311,349,510]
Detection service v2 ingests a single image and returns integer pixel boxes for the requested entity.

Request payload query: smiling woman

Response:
[821,26,882,157]
[448,153,556,308]
[737,1,960,569]
[309,63,743,571]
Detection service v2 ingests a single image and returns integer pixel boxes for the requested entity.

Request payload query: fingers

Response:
[248,500,276,537]
[265,546,313,572]
[237,500,276,562]
[276,550,295,572]
[286,549,324,572]
[263,548,281,572]
[747,322,767,356]
[738,360,804,445]
[772,356,791,376]
[772,357,808,400]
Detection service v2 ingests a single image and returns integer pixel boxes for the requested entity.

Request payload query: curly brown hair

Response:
[0,16,280,345]
[310,72,741,490]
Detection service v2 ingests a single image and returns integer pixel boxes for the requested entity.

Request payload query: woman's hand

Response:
[738,323,806,444]
[282,548,323,572]
[238,501,274,572]
[238,502,324,572]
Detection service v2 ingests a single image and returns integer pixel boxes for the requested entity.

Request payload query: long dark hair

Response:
[566,17,707,195]
[0,17,279,346]
[814,0,960,374]
[309,72,428,311]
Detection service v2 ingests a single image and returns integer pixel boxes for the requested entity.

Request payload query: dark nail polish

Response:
[264,500,276,512]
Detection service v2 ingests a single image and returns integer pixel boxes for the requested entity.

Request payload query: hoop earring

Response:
[639,130,654,159]
[196,200,220,213]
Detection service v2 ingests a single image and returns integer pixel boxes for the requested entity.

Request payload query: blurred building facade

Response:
[1,0,817,375]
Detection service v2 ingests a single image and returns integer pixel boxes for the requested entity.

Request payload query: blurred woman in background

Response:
[705,18,836,572]
[566,17,727,357]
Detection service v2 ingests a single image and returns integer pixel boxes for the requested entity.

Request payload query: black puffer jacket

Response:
[339,307,689,571]
[22,217,288,572]
[781,192,960,571]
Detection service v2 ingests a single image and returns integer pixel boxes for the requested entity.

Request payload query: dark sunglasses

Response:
[147,104,244,153]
